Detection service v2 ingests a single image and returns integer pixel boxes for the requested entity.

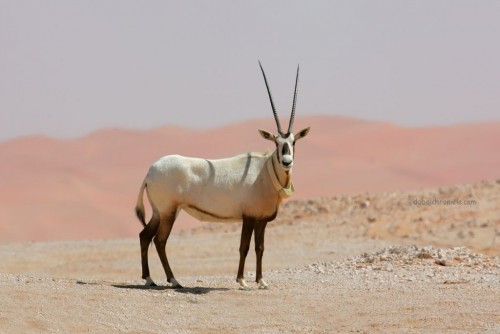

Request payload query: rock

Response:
[417,252,433,259]
[435,259,447,266]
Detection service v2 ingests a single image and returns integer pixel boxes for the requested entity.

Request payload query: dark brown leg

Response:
[154,211,182,287]
[139,213,159,283]
[254,220,268,283]
[236,217,255,282]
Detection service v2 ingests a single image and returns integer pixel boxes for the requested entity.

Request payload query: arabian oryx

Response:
[135,62,310,290]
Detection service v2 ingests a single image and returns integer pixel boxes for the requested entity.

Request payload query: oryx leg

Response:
[254,220,269,289]
[154,210,183,288]
[139,212,160,286]
[236,217,256,290]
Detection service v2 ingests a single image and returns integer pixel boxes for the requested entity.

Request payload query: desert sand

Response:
[1,116,500,242]
[1,179,499,333]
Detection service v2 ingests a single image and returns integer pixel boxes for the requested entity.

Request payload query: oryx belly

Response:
[182,204,241,222]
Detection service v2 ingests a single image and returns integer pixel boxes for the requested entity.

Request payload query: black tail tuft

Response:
[135,207,146,227]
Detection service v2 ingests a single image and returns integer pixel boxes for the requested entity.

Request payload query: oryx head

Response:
[258,61,310,171]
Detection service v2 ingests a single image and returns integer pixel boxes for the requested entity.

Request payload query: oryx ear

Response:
[295,127,310,141]
[258,129,275,141]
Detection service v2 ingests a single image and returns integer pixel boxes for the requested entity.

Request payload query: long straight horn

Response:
[259,61,283,135]
[288,64,299,134]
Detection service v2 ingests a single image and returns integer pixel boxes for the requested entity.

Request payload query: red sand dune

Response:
[0,115,499,242]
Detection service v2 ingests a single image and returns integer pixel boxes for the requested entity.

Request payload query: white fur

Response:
[238,278,250,290]
[145,276,155,286]
[144,152,275,221]
[169,277,182,288]
[257,278,269,289]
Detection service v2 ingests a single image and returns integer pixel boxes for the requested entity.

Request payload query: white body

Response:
[140,151,285,224]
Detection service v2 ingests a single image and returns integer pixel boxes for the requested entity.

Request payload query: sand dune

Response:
[0,115,499,242]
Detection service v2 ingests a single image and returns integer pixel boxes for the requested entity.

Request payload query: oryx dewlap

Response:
[135,62,310,289]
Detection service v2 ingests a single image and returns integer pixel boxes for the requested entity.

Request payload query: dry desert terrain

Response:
[1,179,499,333]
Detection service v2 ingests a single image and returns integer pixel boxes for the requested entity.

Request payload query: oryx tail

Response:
[135,180,147,227]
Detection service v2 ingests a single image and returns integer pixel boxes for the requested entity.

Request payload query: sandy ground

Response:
[1,179,499,333]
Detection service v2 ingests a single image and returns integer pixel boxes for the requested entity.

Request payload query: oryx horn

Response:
[259,61,283,135]
[288,64,299,134]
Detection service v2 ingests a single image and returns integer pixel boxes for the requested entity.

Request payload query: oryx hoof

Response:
[237,278,251,291]
[144,277,157,287]
[257,278,269,290]
[169,278,183,289]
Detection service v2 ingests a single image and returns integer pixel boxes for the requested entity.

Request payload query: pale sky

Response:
[1,1,499,141]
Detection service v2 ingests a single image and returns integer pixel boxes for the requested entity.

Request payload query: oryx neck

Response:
[272,151,291,186]
[267,151,294,198]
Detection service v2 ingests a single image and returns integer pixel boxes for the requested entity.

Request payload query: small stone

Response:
[360,200,370,208]
[417,252,433,259]
[435,259,447,266]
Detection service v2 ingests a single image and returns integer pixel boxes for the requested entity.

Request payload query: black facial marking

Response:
[282,142,291,156]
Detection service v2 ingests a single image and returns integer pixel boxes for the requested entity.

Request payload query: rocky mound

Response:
[288,245,499,286]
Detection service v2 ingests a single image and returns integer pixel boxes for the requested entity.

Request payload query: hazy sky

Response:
[1,1,499,141]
